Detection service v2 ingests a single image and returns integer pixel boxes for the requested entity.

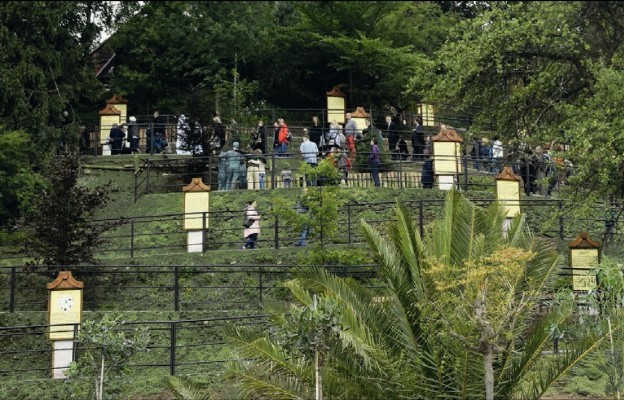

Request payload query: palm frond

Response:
[167,375,214,400]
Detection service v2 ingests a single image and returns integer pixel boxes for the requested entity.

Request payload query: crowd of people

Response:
[98,111,579,251]
[101,110,575,197]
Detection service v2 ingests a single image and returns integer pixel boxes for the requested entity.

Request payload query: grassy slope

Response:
[1,153,618,399]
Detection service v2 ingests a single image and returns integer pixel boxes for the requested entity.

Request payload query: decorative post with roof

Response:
[47,270,84,379]
[106,94,128,123]
[496,165,522,232]
[98,103,121,155]
[432,125,463,190]
[326,86,346,125]
[350,106,369,133]
[568,232,600,292]
[416,103,435,126]
[183,177,211,253]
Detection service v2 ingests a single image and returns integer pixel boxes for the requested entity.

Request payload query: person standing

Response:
[212,116,226,149]
[277,118,290,156]
[397,137,409,161]
[491,136,504,173]
[326,120,341,149]
[108,123,125,155]
[127,116,140,153]
[368,138,381,187]
[242,200,260,249]
[224,142,244,190]
[246,149,266,190]
[217,149,227,190]
[344,112,357,160]
[251,120,267,154]
[411,119,425,161]
[176,113,191,155]
[309,115,323,149]
[79,126,90,155]
[384,115,399,160]
[152,111,167,154]
[299,131,319,186]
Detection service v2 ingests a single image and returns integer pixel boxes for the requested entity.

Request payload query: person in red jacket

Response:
[277,118,290,156]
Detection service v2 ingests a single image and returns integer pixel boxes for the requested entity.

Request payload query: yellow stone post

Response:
[432,125,463,190]
[183,177,211,253]
[47,271,84,379]
[568,232,600,292]
[326,86,346,125]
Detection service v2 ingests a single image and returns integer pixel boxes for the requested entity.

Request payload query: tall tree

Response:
[0,1,112,133]
[0,130,43,224]
[428,1,624,202]
[108,1,275,119]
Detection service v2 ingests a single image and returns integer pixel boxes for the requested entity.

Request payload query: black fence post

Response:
[134,170,138,202]
[208,155,213,188]
[169,322,177,376]
[258,265,264,304]
[94,128,98,157]
[274,214,279,249]
[559,199,564,240]
[347,203,352,245]
[146,160,151,194]
[398,158,403,189]
[202,212,207,253]
[463,155,469,190]
[9,267,16,313]
[419,200,425,238]
[271,152,276,189]
[72,324,79,360]
[130,219,135,258]
[174,265,180,312]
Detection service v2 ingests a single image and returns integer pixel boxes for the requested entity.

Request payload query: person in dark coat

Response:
[251,120,267,154]
[108,123,125,155]
[421,156,434,189]
[384,115,399,160]
[79,126,90,155]
[212,116,227,149]
[397,138,409,161]
[411,119,426,161]
[309,115,323,149]
[127,116,140,153]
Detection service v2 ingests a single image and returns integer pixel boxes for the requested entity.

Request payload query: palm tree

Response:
[225,190,608,399]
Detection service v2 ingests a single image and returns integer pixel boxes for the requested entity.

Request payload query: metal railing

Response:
[0,315,269,379]
[0,264,378,313]
[2,197,618,264]
[130,149,571,201]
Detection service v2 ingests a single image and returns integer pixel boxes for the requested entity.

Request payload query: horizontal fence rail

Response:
[0,315,270,380]
[0,264,379,313]
[1,197,619,263]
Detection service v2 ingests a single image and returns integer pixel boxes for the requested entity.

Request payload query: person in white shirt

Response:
[492,136,504,173]
[300,131,319,186]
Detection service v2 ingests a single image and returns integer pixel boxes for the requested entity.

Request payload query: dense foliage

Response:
[225,191,607,399]
[18,150,117,266]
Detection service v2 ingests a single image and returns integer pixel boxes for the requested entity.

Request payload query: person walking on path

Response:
[242,200,260,249]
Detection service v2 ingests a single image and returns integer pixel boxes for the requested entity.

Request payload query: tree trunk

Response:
[484,348,494,400]
[98,353,105,400]
[315,350,323,400]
